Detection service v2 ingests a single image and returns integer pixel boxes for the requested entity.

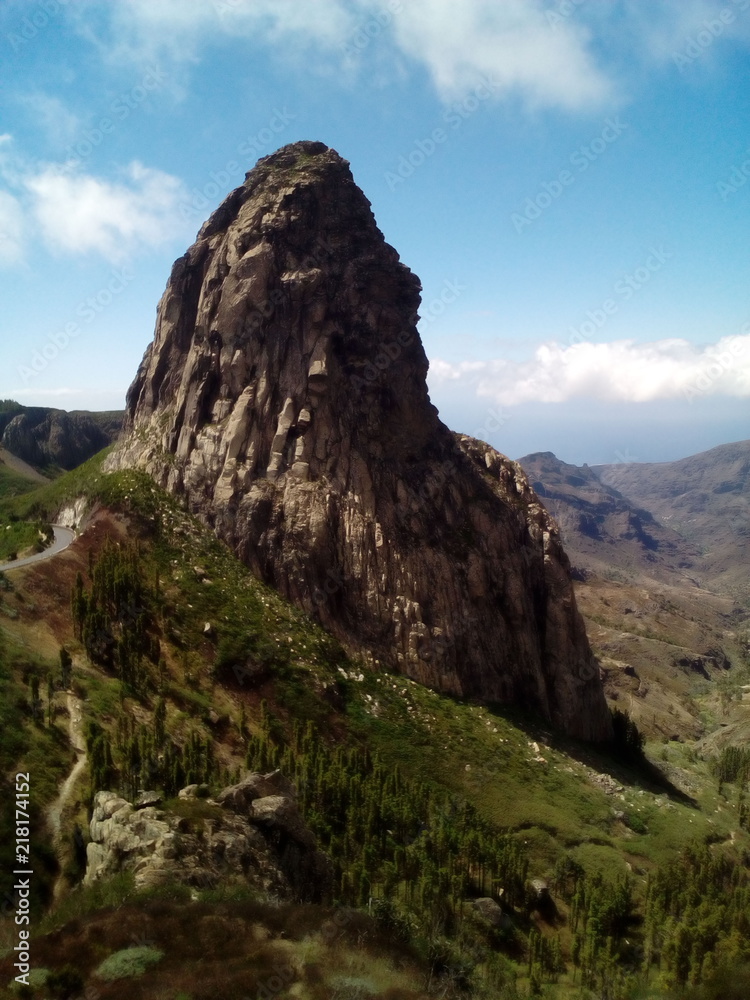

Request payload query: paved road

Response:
[0,525,76,573]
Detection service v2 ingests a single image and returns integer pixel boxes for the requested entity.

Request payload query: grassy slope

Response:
[0,444,57,558]
[0,453,748,997]
[0,460,41,502]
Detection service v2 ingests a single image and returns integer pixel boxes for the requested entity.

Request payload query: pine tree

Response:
[60,647,73,689]
[46,673,54,726]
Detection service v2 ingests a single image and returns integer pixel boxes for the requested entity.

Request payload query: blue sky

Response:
[0,0,748,465]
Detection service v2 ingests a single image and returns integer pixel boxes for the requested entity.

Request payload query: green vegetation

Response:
[71,540,160,692]
[1,448,113,522]
[712,744,750,785]
[0,399,24,418]
[0,519,52,562]
[644,843,750,992]
[94,946,165,981]
[0,458,749,997]
[0,462,39,501]
[0,632,73,912]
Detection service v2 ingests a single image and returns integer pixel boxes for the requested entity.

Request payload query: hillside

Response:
[0,400,123,475]
[517,452,700,586]
[0,136,747,997]
[595,441,750,599]
[517,450,749,745]
[0,447,46,500]
[1,458,749,996]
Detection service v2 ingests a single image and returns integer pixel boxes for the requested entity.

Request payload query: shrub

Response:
[94,946,165,981]
[625,812,648,834]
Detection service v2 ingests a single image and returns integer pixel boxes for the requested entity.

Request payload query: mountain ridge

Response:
[0,400,123,473]
[595,439,750,598]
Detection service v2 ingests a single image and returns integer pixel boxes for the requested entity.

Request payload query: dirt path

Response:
[48,693,87,901]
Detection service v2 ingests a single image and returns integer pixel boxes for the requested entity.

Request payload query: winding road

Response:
[0,525,75,573]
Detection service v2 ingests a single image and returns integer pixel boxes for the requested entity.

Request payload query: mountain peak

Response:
[107,144,611,741]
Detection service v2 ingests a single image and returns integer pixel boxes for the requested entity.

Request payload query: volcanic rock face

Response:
[0,405,122,471]
[107,140,611,741]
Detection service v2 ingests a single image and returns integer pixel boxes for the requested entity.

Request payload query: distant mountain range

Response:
[0,400,123,474]
[519,441,749,598]
[518,442,750,743]
[595,441,750,597]
[517,451,700,587]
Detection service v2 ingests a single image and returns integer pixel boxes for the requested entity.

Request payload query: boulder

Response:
[472,897,512,930]
[216,770,297,812]
[85,773,330,902]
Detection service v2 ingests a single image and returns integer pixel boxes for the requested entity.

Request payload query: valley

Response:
[0,144,747,999]
[0,441,748,998]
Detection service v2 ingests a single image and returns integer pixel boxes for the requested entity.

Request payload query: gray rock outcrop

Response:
[0,403,122,471]
[106,140,612,741]
[85,771,332,903]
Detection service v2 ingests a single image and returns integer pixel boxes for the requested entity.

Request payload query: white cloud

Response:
[215,0,355,48]
[72,0,750,112]
[392,0,612,109]
[608,0,750,65]
[68,0,356,72]
[429,334,750,405]
[0,190,24,265]
[24,161,189,261]
[65,0,611,110]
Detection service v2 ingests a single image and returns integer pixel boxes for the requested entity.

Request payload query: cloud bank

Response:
[429,333,750,405]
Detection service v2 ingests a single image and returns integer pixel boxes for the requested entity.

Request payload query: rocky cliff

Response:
[0,402,123,471]
[106,140,612,741]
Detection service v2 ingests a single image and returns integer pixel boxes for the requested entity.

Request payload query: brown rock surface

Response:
[106,140,611,741]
